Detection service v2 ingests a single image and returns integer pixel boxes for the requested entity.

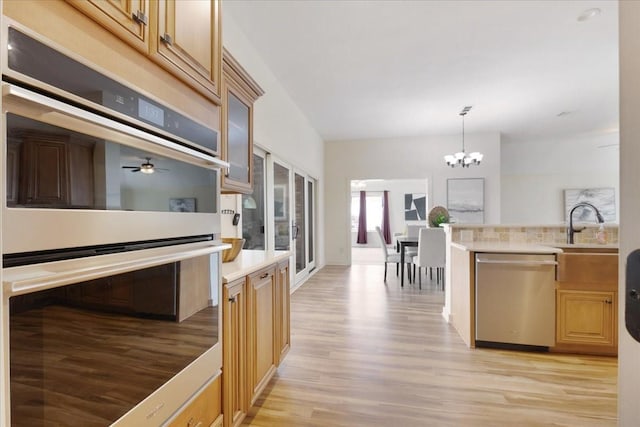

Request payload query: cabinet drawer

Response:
[167,375,221,427]
[556,253,618,287]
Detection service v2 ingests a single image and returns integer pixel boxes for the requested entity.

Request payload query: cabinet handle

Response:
[132,10,148,25]
[604,300,612,304]
[160,33,173,45]
[228,296,236,303]
[260,272,269,279]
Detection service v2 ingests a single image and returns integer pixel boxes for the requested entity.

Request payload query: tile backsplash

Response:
[452,225,618,245]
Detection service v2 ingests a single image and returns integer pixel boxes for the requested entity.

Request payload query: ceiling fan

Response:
[121,157,168,174]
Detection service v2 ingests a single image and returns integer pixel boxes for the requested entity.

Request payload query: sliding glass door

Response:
[273,161,291,251]
[269,156,316,285]
[294,171,316,282]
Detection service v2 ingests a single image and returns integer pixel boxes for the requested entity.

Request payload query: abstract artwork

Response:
[564,188,616,222]
[447,178,484,224]
[404,193,426,221]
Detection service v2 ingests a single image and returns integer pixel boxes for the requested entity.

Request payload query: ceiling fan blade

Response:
[129,168,141,172]
[122,166,139,169]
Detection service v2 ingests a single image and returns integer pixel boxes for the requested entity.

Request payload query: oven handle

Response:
[2,83,230,169]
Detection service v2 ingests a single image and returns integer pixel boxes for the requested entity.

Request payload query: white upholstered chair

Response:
[375,226,412,283]
[412,228,446,289]
[404,225,423,259]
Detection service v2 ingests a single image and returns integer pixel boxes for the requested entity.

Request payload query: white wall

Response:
[501,131,619,224]
[326,132,501,265]
[350,179,428,248]
[223,11,325,268]
[619,1,640,425]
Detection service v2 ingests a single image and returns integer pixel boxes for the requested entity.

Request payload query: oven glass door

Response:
[8,254,219,426]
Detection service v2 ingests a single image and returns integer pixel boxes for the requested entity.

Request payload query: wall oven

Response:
[1,20,227,426]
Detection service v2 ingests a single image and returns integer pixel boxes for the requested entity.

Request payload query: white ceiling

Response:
[223,0,618,143]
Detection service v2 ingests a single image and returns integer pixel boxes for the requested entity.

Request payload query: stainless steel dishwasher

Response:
[475,253,557,349]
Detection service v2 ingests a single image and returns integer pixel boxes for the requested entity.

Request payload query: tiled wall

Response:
[451,225,619,245]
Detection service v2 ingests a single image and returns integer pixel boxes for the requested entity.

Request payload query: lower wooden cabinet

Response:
[276,260,291,363]
[247,266,277,405]
[556,290,617,352]
[167,374,223,427]
[554,250,618,356]
[222,259,290,427]
[223,278,247,427]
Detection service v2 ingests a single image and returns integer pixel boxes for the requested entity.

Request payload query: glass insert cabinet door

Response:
[224,91,251,190]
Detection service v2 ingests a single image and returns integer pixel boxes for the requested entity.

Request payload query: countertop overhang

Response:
[451,242,618,254]
[221,249,291,283]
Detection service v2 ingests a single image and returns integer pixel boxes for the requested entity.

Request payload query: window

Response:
[350,192,383,231]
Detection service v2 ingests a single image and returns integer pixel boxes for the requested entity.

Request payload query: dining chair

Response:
[404,225,423,260]
[376,226,412,283]
[412,228,446,289]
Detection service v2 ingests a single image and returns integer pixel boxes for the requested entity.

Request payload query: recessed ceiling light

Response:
[577,8,601,22]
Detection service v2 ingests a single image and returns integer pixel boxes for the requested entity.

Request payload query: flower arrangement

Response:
[428,206,450,227]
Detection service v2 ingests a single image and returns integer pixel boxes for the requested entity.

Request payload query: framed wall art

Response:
[447,178,484,224]
[564,187,616,222]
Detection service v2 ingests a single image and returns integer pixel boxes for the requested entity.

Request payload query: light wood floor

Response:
[242,265,617,427]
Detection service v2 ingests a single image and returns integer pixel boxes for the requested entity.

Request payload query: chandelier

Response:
[444,106,483,167]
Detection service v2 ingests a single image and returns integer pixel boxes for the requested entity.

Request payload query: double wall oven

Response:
[1,20,227,426]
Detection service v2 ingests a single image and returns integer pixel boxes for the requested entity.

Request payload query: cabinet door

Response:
[275,260,291,364]
[20,136,70,206]
[66,0,150,53]
[223,279,248,427]
[220,49,264,194]
[247,267,276,406]
[557,290,616,347]
[154,0,222,100]
[221,87,252,193]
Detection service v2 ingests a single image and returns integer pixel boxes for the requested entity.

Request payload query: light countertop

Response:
[451,242,618,253]
[443,223,619,228]
[451,242,563,254]
[221,250,291,283]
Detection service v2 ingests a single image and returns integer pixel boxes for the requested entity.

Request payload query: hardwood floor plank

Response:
[242,265,617,426]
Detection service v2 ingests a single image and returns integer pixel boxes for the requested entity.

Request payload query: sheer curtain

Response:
[356,190,367,244]
[382,190,391,244]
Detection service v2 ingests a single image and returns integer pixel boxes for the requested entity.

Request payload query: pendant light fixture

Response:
[444,106,483,167]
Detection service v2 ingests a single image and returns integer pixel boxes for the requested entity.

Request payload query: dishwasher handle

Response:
[476,259,558,266]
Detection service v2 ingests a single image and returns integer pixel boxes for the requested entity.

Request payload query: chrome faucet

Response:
[567,202,605,244]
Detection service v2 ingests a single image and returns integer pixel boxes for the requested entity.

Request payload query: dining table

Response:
[396,236,418,287]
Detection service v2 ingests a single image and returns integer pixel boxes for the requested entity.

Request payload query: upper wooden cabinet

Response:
[221,48,265,194]
[65,0,150,53]
[152,0,222,102]
[66,0,222,103]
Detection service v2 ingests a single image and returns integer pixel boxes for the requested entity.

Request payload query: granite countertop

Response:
[221,249,291,283]
[451,242,618,253]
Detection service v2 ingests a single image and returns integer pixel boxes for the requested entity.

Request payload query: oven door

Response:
[2,82,227,256]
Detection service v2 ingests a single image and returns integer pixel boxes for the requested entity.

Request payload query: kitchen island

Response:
[444,224,619,355]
